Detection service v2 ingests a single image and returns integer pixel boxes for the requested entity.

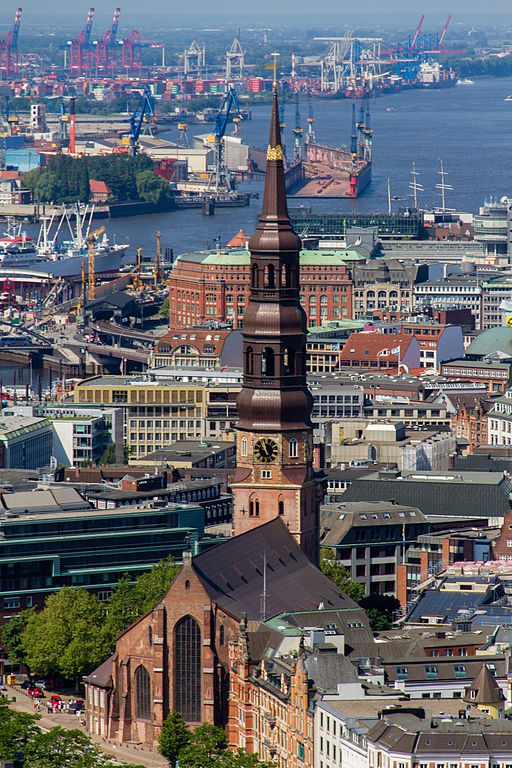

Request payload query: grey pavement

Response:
[6,685,168,768]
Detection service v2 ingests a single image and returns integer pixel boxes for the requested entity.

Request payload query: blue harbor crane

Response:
[207,87,243,192]
[127,86,156,158]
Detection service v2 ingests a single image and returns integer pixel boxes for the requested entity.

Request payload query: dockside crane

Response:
[67,7,95,76]
[305,101,315,145]
[207,87,243,193]
[0,8,22,78]
[94,7,120,74]
[87,226,105,301]
[292,94,303,162]
[126,86,156,157]
[226,28,244,80]
[121,29,164,72]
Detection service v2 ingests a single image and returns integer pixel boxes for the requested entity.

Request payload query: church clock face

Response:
[253,438,278,464]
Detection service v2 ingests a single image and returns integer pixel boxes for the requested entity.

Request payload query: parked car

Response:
[34,680,47,690]
[20,680,32,690]
[49,695,63,706]
[28,687,44,698]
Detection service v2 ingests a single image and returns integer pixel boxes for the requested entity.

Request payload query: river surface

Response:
[7,76,512,388]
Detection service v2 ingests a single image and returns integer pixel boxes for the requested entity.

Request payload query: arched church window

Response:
[264,264,275,288]
[262,348,275,376]
[289,438,298,458]
[241,437,248,457]
[246,347,254,376]
[284,348,295,375]
[219,625,225,646]
[252,263,258,288]
[278,499,285,516]
[135,665,151,720]
[175,616,201,722]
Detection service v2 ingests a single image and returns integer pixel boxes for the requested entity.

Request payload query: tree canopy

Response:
[158,715,274,768]
[0,704,144,768]
[2,555,180,689]
[20,588,111,688]
[23,154,156,204]
[319,547,364,603]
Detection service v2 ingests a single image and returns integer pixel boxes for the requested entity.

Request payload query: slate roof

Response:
[464,662,505,705]
[83,653,115,688]
[382,655,507,683]
[341,470,512,519]
[304,651,359,693]
[405,586,491,624]
[365,711,512,755]
[191,518,374,646]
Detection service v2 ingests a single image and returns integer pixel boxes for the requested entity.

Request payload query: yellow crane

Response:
[134,247,143,292]
[77,262,85,317]
[86,226,105,301]
[154,230,161,287]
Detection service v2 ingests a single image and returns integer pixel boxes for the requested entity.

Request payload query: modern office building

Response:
[0,415,53,469]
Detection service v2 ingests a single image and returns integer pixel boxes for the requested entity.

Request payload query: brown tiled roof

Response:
[227,229,249,247]
[83,653,115,688]
[340,332,413,362]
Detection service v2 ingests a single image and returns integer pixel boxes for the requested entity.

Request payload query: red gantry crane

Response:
[94,7,120,75]
[0,8,22,77]
[67,7,95,76]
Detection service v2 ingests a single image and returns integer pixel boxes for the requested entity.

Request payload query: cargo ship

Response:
[285,101,372,199]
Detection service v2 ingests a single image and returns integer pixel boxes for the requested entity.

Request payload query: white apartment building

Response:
[413,280,482,328]
[488,389,512,446]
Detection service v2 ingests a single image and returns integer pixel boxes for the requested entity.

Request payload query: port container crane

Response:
[94,7,120,74]
[67,7,95,76]
[0,8,22,77]
[226,28,244,80]
[207,87,243,193]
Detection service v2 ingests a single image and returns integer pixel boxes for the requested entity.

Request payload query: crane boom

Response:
[129,86,155,157]
[438,14,451,49]
[410,15,424,50]
[8,8,22,49]
[109,7,120,47]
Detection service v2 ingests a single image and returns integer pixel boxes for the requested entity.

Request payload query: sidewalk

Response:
[6,686,168,768]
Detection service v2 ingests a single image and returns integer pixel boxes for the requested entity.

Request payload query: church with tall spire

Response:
[82,88,373,747]
[231,86,321,565]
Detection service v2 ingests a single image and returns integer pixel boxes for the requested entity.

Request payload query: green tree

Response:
[158,710,191,767]
[24,727,145,768]
[0,703,39,761]
[136,169,171,207]
[102,575,139,650]
[99,444,116,465]
[359,594,401,632]
[177,723,228,768]
[1,608,34,667]
[159,296,170,319]
[319,547,364,603]
[21,588,109,689]
[131,554,179,614]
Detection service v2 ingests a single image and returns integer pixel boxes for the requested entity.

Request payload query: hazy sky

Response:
[3,3,512,22]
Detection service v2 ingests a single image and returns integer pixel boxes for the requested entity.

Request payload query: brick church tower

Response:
[232,86,320,565]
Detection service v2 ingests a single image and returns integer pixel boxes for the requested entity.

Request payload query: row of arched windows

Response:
[246,347,299,377]
[240,437,298,458]
[245,497,286,517]
[135,615,202,723]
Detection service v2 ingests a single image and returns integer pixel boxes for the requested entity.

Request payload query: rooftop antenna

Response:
[260,550,268,622]
[409,159,424,209]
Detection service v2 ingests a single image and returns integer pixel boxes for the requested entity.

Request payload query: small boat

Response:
[386,107,396,112]
[456,78,474,85]
[505,95,512,101]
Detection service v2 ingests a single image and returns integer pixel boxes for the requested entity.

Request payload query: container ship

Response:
[285,101,372,199]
